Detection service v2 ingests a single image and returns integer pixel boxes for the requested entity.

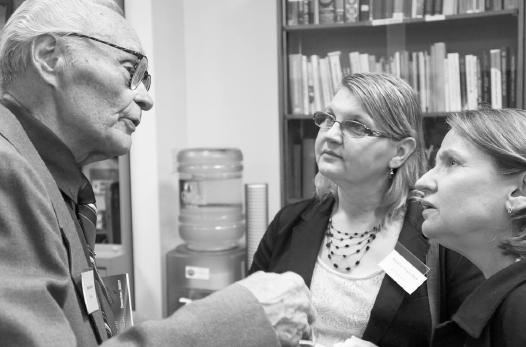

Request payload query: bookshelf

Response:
[278,0,525,205]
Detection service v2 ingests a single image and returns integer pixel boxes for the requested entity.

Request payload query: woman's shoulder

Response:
[268,196,334,231]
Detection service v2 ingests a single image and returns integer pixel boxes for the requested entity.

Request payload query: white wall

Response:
[127,0,280,319]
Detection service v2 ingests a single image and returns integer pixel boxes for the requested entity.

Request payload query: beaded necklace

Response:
[325,218,382,272]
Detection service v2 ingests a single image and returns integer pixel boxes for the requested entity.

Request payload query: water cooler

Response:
[166,148,246,314]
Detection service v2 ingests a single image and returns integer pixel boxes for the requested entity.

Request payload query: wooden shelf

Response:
[284,9,518,31]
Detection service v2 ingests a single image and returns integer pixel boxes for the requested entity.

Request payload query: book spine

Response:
[424,0,434,15]
[459,55,467,110]
[359,0,371,21]
[434,0,444,14]
[319,0,336,23]
[490,48,502,108]
[288,54,303,114]
[287,0,301,25]
[509,49,516,107]
[319,57,333,105]
[312,0,320,23]
[335,0,345,22]
[500,46,508,107]
[481,50,491,107]
[310,55,323,111]
[344,0,359,22]
[328,51,343,91]
[301,138,317,199]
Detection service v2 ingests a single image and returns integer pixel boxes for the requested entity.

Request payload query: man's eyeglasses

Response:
[313,111,392,138]
[58,32,151,91]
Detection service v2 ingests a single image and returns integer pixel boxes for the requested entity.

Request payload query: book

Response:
[335,0,345,23]
[481,50,491,107]
[371,0,384,19]
[288,54,304,114]
[509,48,516,107]
[319,57,333,106]
[298,0,311,24]
[490,48,502,108]
[459,55,467,110]
[302,138,317,198]
[394,0,405,18]
[359,0,371,21]
[302,55,310,114]
[307,59,315,114]
[103,273,133,334]
[310,55,323,111]
[312,0,320,23]
[434,0,444,14]
[412,0,425,18]
[328,51,343,91]
[319,0,336,23]
[424,0,434,15]
[442,0,458,15]
[500,46,508,107]
[287,0,301,25]
[493,0,503,10]
[349,51,361,73]
[344,0,359,22]
[504,0,519,9]
[292,143,302,198]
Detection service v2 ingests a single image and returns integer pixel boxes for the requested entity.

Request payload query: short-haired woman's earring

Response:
[389,168,395,179]
[507,207,513,215]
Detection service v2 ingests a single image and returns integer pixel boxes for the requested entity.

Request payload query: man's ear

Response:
[389,137,416,169]
[30,34,64,87]
[505,172,526,214]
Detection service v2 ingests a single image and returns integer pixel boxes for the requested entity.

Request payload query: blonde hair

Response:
[315,73,426,219]
[448,109,526,258]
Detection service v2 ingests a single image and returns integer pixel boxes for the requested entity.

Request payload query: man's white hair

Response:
[0,0,122,89]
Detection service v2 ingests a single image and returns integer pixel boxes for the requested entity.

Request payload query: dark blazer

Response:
[250,196,483,347]
[0,104,279,347]
[431,260,526,347]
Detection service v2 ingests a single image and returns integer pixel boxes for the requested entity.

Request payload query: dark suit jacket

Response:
[0,103,279,347]
[250,196,483,347]
[431,260,526,347]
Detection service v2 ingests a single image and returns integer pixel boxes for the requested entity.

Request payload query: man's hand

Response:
[238,271,316,347]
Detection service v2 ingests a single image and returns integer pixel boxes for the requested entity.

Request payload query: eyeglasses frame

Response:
[313,111,393,139]
[55,32,151,91]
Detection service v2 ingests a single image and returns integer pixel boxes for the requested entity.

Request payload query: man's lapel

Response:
[0,105,108,342]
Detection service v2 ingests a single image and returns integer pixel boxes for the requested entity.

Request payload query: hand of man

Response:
[238,271,316,347]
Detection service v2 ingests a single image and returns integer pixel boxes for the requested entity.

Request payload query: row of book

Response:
[288,43,516,115]
[286,0,519,26]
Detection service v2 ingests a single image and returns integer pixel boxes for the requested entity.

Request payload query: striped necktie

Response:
[77,176,114,338]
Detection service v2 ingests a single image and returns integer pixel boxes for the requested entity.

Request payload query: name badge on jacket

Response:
[81,270,100,314]
[379,242,430,294]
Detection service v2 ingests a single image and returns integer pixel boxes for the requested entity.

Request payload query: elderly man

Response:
[0,0,314,346]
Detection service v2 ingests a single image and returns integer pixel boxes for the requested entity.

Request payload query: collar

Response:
[452,260,526,338]
[1,94,84,203]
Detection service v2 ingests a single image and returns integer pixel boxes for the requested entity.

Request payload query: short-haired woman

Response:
[416,108,526,347]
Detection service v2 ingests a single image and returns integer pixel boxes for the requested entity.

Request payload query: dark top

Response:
[250,196,484,347]
[431,260,526,347]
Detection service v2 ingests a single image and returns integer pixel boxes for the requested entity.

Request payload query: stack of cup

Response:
[245,183,269,268]
[166,148,246,314]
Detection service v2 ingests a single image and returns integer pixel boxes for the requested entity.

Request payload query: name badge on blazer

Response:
[379,242,430,294]
[81,270,100,314]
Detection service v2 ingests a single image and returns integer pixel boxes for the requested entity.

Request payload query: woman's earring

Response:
[507,207,513,215]
[389,168,395,179]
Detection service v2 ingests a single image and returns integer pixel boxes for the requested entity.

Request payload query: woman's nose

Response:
[415,169,436,195]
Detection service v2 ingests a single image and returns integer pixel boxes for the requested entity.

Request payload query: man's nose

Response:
[134,83,154,111]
